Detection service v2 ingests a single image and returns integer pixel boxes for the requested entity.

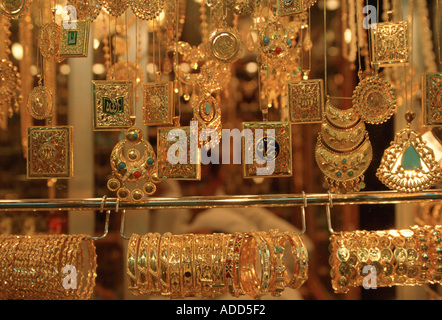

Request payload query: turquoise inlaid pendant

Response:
[401,145,421,170]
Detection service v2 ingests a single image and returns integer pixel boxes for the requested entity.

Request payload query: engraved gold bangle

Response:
[267,229,286,296]
[169,234,183,299]
[230,233,245,297]
[201,234,214,298]
[181,233,196,297]
[137,234,149,294]
[159,232,172,296]
[127,234,142,296]
[284,231,309,289]
[193,234,204,297]
[212,233,227,295]
[147,232,161,295]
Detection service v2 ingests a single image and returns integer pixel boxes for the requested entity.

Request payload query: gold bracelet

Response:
[431,225,442,284]
[267,229,286,296]
[127,234,142,296]
[228,232,245,297]
[147,232,161,295]
[137,234,150,294]
[181,233,196,297]
[169,234,183,299]
[211,233,227,296]
[201,234,214,298]
[159,232,172,296]
[193,234,204,297]
[285,231,308,289]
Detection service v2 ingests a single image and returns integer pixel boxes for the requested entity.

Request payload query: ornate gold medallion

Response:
[108,127,159,201]
[288,79,324,123]
[223,0,259,15]
[38,22,66,63]
[259,20,291,59]
[371,20,410,67]
[208,26,242,64]
[320,119,367,153]
[352,75,397,124]
[193,94,222,147]
[59,20,90,58]
[142,81,174,126]
[103,0,128,16]
[129,0,164,20]
[422,73,442,126]
[157,126,201,180]
[325,98,360,129]
[242,122,292,178]
[377,111,442,192]
[27,126,73,179]
[92,80,135,131]
[0,0,31,19]
[27,85,53,120]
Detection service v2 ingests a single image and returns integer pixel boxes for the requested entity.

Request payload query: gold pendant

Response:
[371,20,410,67]
[376,111,442,192]
[208,26,242,64]
[38,22,66,63]
[276,0,303,16]
[259,20,291,59]
[27,126,73,179]
[108,127,159,201]
[92,80,135,131]
[0,0,32,19]
[320,119,367,153]
[223,0,258,15]
[157,125,201,180]
[0,58,22,128]
[103,0,128,17]
[329,226,440,293]
[129,0,164,20]
[422,73,442,126]
[67,0,102,21]
[142,81,174,126]
[242,122,292,178]
[352,74,397,124]
[59,20,90,58]
[325,98,360,129]
[193,94,222,147]
[27,85,53,120]
[288,79,324,123]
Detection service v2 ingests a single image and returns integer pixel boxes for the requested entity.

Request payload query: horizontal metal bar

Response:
[0,190,441,212]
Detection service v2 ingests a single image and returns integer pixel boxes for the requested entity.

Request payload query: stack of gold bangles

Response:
[127,229,308,298]
[0,234,97,300]
[329,225,442,293]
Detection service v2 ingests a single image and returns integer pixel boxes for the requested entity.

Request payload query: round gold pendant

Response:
[0,0,31,19]
[27,86,53,120]
[352,76,397,124]
[209,27,242,64]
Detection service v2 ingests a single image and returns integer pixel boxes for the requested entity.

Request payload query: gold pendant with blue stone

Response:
[377,111,442,192]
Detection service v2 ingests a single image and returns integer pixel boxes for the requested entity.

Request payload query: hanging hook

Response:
[117,198,131,240]
[326,191,334,234]
[88,196,110,241]
[298,191,307,236]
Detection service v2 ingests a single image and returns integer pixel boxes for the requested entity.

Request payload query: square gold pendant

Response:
[371,21,410,67]
[59,20,90,58]
[242,122,292,178]
[277,0,304,16]
[423,73,442,126]
[142,81,174,126]
[92,80,134,131]
[288,79,324,123]
[157,126,201,180]
[27,126,73,179]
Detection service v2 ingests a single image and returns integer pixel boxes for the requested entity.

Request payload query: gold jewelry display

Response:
[107,127,159,201]
[27,125,74,179]
[288,79,324,123]
[126,229,308,299]
[242,121,292,178]
[142,81,174,126]
[59,20,91,58]
[371,20,410,67]
[329,226,442,294]
[0,0,32,19]
[377,111,442,193]
[422,72,442,126]
[0,234,97,300]
[92,80,135,130]
[157,124,201,180]
[352,72,397,124]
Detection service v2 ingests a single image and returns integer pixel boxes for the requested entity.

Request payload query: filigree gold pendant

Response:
[193,94,222,148]
[422,73,442,126]
[157,126,201,180]
[107,127,159,202]
[352,75,397,124]
[103,0,128,16]
[277,0,303,16]
[27,85,53,120]
[142,81,174,126]
[377,111,442,192]
[288,79,324,123]
[38,22,66,63]
[0,0,32,19]
[208,26,242,64]
[371,20,410,67]
[27,126,73,179]
[242,122,292,178]
[325,98,360,129]
[59,20,90,58]
[92,80,135,131]
[320,119,367,153]
[259,20,291,59]
[0,58,22,128]
[129,0,164,20]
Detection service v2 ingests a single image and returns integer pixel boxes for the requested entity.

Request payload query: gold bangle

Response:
[181,233,196,297]
[267,229,286,296]
[226,232,245,297]
[137,234,149,294]
[159,232,172,296]
[127,233,142,296]
[431,225,442,283]
[201,234,214,298]
[169,234,183,299]
[193,234,204,297]
[147,232,161,295]
[284,231,308,289]
[212,233,227,296]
